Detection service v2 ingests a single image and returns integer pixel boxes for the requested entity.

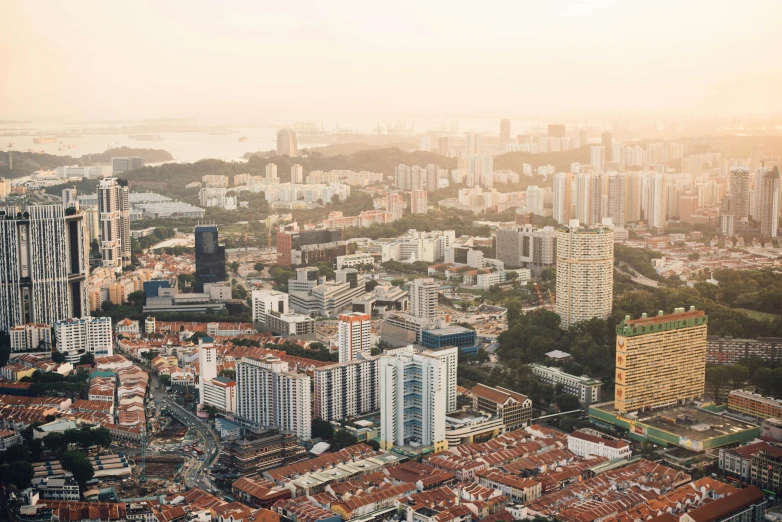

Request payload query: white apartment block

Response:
[336,253,374,270]
[337,312,372,363]
[275,371,311,440]
[236,355,311,440]
[97,178,131,270]
[252,289,289,325]
[202,377,237,413]
[380,348,447,452]
[379,230,455,263]
[10,323,52,352]
[475,271,509,290]
[495,225,557,273]
[198,336,217,403]
[567,430,631,460]
[265,311,315,336]
[288,267,323,293]
[289,271,366,318]
[409,278,439,320]
[555,220,614,328]
[313,356,379,422]
[54,316,113,363]
[424,346,458,413]
[530,364,602,405]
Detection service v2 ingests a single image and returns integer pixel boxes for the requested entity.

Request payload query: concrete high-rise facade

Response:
[236,355,311,440]
[759,167,780,238]
[379,348,447,452]
[601,132,612,158]
[313,356,379,422]
[500,119,511,142]
[495,225,557,273]
[276,129,298,157]
[606,173,626,226]
[426,346,458,413]
[395,164,411,190]
[410,190,428,214]
[386,193,404,221]
[0,205,89,332]
[615,307,707,413]
[555,221,614,329]
[54,316,112,363]
[646,173,667,229]
[291,164,304,184]
[730,167,751,221]
[337,312,371,363]
[98,178,131,270]
[409,278,438,320]
[198,336,218,404]
[552,172,571,225]
[590,146,605,172]
[265,163,278,181]
[426,164,438,193]
[252,290,288,326]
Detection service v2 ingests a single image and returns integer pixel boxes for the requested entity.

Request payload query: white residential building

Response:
[530,364,603,405]
[10,323,52,352]
[336,253,374,270]
[236,355,311,440]
[202,377,237,413]
[313,356,379,422]
[567,430,631,460]
[424,346,458,414]
[54,316,113,363]
[409,278,439,321]
[337,312,372,363]
[198,336,218,404]
[380,348,447,452]
[379,230,455,263]
[97,177,131,270]
[252,290,289,325]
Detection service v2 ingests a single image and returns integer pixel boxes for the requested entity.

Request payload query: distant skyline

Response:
[3,0,782,121]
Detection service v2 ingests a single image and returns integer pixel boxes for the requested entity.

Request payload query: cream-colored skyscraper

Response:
[555,220,614,329]
[615,307,707,413]
[379,347,447,452]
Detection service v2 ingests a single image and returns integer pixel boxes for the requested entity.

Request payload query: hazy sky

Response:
[3,0,782,123]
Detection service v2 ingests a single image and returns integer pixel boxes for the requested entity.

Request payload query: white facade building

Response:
[336,253,374,270]
[313,356,379,422]
[198,336,218,404]
[337,312,372,363]
[202,377,237,414]
[252,290,289,325]
[409,278,439,320]
[236,355,311,440]
[10,323,52,352]
[567,430,631,460]
[97,178,131,270]
[379,348,447,452]
[54,316,113,363]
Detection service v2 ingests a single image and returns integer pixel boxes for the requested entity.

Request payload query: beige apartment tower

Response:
[614,307,708,414]
[555,220,614,328]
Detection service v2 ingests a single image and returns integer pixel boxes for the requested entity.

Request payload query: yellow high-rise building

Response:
[615,307,707,414]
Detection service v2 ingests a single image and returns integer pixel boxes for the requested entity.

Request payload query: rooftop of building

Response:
[617,307,706,336]
[423,325,476,335]
[591,402,759,443]
[729,389,782,406]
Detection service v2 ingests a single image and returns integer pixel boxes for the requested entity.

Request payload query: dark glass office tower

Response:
[194,225,226,292]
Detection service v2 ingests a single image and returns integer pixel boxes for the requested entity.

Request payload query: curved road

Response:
[144,367,221,490]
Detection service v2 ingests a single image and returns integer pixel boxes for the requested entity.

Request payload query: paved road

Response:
[615,265,660,288]
[143,366,221,490]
